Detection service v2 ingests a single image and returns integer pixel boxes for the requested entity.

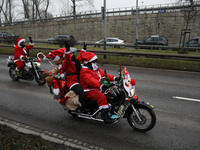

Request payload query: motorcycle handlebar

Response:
[24,58,38,62]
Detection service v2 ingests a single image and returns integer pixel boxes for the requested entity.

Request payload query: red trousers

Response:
[85,90,109,110]
[15,61,24,70]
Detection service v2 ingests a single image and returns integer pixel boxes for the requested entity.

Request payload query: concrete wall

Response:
[0,11,199,45]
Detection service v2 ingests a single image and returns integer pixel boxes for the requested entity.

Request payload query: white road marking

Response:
[173,96,200,102]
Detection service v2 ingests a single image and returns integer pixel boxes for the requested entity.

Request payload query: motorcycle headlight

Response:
[36,62,41,67]
[130,86,135,97]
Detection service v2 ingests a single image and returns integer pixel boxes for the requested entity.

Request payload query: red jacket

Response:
[14,45,34,62]
[61,49,85,89]
[80,66,115,92]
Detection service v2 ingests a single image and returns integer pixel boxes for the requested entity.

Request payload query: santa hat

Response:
[80,51,98,64]
[14,38,26,47]
[46,48,65,62]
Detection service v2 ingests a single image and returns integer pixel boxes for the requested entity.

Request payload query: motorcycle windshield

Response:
[122,67,133,97]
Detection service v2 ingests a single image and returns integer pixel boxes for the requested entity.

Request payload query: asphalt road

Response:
[0,54,200,150]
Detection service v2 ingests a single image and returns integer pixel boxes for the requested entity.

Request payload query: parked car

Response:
[95,37,126,48]
[47,35,76,46]
[174,36,200,48]
[137,35,168,46]
[0,32,19,43]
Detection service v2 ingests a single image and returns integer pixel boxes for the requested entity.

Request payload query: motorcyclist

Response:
[46,41,85,110]
[14,37,34,74]
[79,51,120,124]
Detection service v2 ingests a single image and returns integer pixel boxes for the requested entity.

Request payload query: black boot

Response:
[101,109,115,124]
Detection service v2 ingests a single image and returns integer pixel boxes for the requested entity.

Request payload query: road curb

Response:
[0,116,110,150]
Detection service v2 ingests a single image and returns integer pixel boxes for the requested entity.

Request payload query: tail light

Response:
[165,40,168,43]
[122,41,125,43]
[4,36,7,38]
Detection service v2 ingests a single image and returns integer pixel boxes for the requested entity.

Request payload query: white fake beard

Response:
[92,63,98,71]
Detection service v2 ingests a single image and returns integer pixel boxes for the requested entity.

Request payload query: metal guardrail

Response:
[31,40,200,52]
[1,44,200,61]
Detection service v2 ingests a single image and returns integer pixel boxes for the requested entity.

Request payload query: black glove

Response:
[115,77,120,81]
[83,42,87,50]
[101,84,109,93]
[29,37,33,43]
[22,57,27,61]
[65,41,70,52]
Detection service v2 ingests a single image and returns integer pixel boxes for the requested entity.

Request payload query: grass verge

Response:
[1,44,200,72]
[0,124,78,150]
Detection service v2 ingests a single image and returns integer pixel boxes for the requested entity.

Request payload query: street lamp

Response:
[135,0,138,49]
[103,0,106,59]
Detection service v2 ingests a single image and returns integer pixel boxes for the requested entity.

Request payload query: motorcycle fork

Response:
[131,105,142,122]
[31,62,40,78]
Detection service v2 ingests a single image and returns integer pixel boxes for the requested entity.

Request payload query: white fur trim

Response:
[20,55,24,60]
[53,55,60,62]
[100,84,104,93]
[90,55,98,62]
[69,83,80,89]
[29,42,34,46]
[83,55,98,64]
[65,51,71,54]
[18,39,26,47]
[81,49,86,52]
[83,89,95,92]
[99,105,109,110]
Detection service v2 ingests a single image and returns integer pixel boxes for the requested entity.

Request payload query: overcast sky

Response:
[50,0,177,16]
[93,0,175,10]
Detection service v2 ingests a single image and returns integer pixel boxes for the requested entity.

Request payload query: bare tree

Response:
[7,0,12,22]
[21,0,51,20]
[44,0,49,18]
[59,0,71,16]
[71,0,95,17]
[0,0,5,23]
[181,0,199,29]
[0,0,14,23]
[178,0,199,53]
[22,0,30,19]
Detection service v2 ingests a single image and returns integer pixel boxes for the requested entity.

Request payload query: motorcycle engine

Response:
[104,85,122,103]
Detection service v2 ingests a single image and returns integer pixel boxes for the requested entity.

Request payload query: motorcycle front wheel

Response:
[35,72,46,85]
[9,66,20,81]
[127,104,156,132]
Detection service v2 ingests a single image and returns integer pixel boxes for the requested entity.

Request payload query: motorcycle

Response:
[7,53,46,85]
[67,65,156,132]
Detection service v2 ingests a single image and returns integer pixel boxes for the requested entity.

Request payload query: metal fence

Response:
[1,1,200,26]
[1,43,200,61]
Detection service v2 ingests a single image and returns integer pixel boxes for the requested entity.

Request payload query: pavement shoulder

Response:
[0,116,109,150]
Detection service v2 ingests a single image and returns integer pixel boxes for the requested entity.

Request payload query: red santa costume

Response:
[47,47,86,89]
[80,52,116,110]
[14,38,34,70]
[47,45,85,108]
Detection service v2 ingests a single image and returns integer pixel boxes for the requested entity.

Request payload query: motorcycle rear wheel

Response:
[9,66,20,81]
[35,72,46,85]
[127,105,156,132]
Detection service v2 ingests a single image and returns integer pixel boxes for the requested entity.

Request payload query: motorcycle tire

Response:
[9,66,20,81]
[35,72,46,85]
[127,104,156,132]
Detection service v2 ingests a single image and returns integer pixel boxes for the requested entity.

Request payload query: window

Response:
[159,37,164,41]
[110,39,118,42]
[188,39,198,44]
[152,37,158,41]
[145,37,152,41]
